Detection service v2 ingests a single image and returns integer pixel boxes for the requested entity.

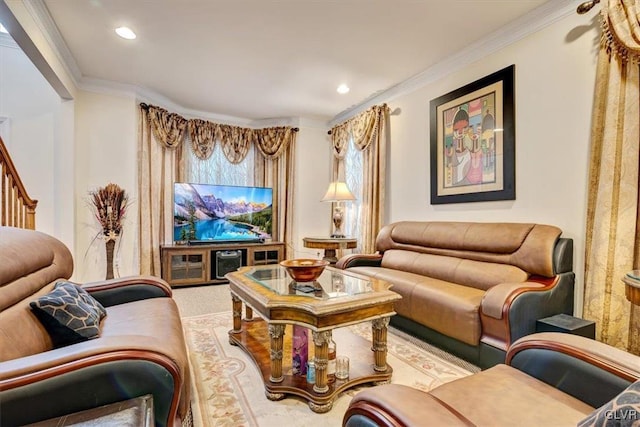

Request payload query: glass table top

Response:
[245,266,373,300]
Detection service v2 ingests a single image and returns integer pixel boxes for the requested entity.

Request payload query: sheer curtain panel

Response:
[330,104,389,254]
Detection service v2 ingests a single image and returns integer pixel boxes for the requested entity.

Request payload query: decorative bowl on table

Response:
[280,259,329,282]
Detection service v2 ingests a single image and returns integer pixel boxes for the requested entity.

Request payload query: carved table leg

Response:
[269,324,286,383]
[312,330,332,394]
[323,249,338,264]
[231,294,242,333]
[309,401,333,413]
[245,305,253,321]
[371,317,390,372]
[265,390,285,401]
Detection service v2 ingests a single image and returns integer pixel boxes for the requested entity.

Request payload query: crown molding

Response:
[0,0,72,98]
[19,0,578,129]
[81,76,289,127]
[249,117,299,128]
[16,0,253,126]
[249,116,330,129]
[23,0,82,86]
[297,117,331,129]
[329,0,578,127]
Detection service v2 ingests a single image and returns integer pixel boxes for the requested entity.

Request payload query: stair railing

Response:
[0,136,37,229]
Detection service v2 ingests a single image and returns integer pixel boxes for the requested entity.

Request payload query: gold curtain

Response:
[583,0,640,354]
[255,126,295,159]
[139,104,297,272]
[330,104,389,254]
[218,125,253,164]
[147,106,187,148]
[331,122,350,160]
[188,119,216,160]
[139,105,185,275]
[254,127,297,258]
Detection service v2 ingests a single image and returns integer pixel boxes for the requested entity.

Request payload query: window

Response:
[183,137,254,186]
[343,137,363,251]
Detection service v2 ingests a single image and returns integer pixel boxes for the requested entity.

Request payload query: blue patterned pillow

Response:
[578,380,640,427]
[30,281,107,347]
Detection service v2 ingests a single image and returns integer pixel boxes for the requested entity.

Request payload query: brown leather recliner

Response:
[0,226,191,426]
[343,332,640,427]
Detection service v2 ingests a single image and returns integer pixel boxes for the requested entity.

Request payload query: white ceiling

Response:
[16,0,573,122]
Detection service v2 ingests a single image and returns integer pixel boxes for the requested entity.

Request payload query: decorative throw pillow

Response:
[30,281,107,347]
[578,380,640,427]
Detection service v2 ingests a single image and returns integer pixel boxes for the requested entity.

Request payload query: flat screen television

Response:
[173,182,273,243]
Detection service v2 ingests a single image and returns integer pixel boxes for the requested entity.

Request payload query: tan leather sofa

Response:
[0,226,191,426]
[336,221,574,368]
[343,332,640,427]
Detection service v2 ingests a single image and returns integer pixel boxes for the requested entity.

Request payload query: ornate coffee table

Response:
[226,264,401,413]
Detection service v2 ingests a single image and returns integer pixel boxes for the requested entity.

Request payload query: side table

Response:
[536,313,596,339]
[303,237,357,264]
[622,270,640,305]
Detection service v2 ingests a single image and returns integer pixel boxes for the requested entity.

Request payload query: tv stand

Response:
[187,239,263,246]
[161,241,285,287]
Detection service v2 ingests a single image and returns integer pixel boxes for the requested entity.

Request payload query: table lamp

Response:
[322,181,356,238]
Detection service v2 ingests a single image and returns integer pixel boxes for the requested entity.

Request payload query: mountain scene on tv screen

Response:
[173,183,272,242]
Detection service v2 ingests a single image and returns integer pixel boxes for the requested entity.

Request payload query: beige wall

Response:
[0,35,75,252]
[74,91,138,281]
[385,12,597,312]
[291,121,333,259]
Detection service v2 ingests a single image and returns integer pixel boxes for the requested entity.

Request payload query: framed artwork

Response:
[429,64,515,204]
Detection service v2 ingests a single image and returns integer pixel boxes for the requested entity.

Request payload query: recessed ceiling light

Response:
[0,24,8,34]
[115,26,136,40]
[337,84,350,94]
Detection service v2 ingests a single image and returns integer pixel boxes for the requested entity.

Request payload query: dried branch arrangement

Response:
[89,183,128,241]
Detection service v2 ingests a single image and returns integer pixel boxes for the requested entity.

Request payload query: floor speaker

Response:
[215,250,243,279]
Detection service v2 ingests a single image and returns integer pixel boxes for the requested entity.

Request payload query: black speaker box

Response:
[215,250,243,279]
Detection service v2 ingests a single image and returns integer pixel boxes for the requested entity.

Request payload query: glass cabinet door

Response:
[168,250,207,283]
[251,247,283,266]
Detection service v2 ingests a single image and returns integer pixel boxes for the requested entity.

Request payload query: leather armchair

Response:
[0,226,191,426]
[343,332,640,427]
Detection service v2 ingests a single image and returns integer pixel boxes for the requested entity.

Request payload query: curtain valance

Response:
[148,105,187,149]
[215,124,251,164]
[254,126,295,159]
[187,119,216,160]
[141,103,297,163]
[330,104,389,159]
[601,0,640,63]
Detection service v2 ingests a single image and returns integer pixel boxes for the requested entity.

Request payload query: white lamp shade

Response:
[321,182,356,202]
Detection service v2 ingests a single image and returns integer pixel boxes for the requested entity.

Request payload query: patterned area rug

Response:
[182,312,478,427]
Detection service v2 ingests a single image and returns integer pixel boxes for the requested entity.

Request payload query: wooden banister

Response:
[0,136,37,229]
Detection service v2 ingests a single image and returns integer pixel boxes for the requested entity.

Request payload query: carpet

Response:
[182,312,478,427]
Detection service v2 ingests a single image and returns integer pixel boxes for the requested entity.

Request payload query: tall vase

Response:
[105,238,116,280]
